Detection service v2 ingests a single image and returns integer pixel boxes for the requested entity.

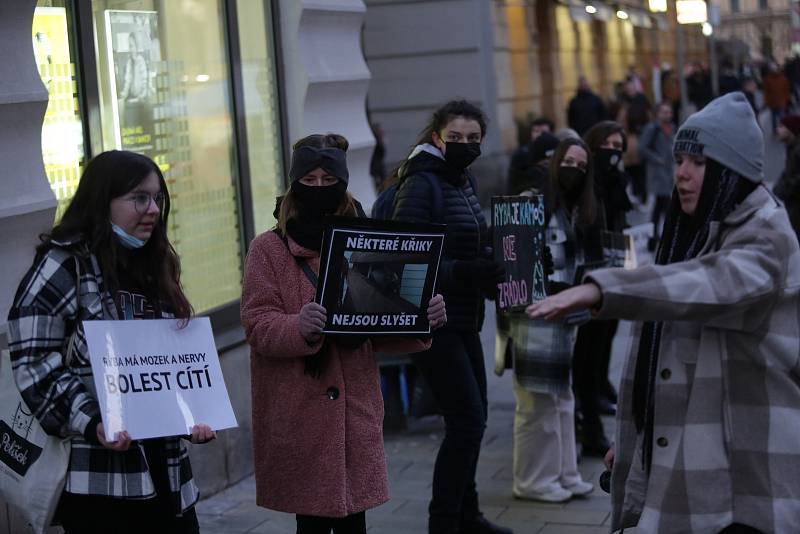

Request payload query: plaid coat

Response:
[588,186,800,533]
[504,208,579,393]
[6,238,199,513]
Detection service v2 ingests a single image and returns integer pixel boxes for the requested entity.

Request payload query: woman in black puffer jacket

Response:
[391,101,511,534]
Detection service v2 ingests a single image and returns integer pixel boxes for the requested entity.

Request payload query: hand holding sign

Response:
[427,294,447,330]
[190,424,216,444]
[97,423,131,451]
[299,302,327,343]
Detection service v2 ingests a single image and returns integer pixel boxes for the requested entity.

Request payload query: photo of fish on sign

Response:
[316,218,445,335]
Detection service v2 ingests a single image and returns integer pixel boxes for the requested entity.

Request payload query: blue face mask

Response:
[111,223,147,249]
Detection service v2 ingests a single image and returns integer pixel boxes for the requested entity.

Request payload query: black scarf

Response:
[286,216,325,252]
[632,159,756,473]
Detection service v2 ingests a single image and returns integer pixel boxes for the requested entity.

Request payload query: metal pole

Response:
[676,19,691,122]
[709,31,719,97]
[708,1,719,97]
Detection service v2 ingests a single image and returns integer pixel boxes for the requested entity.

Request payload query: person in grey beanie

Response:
[526,92,800,533]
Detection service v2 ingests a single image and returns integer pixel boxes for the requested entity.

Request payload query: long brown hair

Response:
[276,133,357,233]
[545,138,596,226]
[382,100,489,191]
[583,120,627,155]
[38,150,192,319]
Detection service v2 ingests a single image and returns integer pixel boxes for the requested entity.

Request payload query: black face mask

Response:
[558,166,587,197]
[291,181,347,218]
[596,148,622,173]
[443,142,481,171]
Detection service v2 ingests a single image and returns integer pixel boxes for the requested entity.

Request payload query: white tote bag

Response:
[0,349,70,534]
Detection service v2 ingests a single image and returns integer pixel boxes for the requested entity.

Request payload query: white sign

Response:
[676,0,707,24]
[83,318,237,440]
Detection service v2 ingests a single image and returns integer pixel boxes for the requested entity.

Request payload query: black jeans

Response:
[296,512,366,534]
[628,164,647,204]
[411,329,488,534]
[572,320,616,445]
[57,491,199,534]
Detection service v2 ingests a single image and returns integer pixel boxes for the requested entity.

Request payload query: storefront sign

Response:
[492,195,547,310]
[83,318,237,440]
[316,218,445,335]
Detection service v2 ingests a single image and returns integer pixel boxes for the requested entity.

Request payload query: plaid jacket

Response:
[506,208,578,393]
[6,238,199,513]
[589,186,800,533]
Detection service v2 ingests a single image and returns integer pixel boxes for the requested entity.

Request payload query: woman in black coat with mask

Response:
[572,121,633,457]
[390,100,511,534]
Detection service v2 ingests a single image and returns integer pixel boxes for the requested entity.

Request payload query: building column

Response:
[278,0,375,207]
[0,1,56,345]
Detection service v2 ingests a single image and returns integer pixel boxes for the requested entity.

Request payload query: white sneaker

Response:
[563,480,594,497]
[513,486,572,503]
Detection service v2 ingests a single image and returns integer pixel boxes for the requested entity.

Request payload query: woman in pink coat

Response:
[240,133,447,534]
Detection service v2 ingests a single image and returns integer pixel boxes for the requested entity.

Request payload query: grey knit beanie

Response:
[673,92,763,183]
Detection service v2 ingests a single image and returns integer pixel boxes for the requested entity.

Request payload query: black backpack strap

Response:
[275,231,318,287]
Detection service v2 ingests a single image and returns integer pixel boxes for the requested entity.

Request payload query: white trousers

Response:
[512,377,582,495]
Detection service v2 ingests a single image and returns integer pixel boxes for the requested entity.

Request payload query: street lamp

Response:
[676,0,708,24]
[586,4,598,14]
[616,9,629,20]
[648,0,668,12]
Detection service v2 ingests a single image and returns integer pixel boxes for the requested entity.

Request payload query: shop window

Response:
[91,0,244,312]
[33,1,87,221]
[237,0,285,234]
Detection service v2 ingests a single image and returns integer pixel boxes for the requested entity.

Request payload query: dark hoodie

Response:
[391,147,489,332]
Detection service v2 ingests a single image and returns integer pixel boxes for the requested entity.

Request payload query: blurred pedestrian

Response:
[621,78,651,136]
[718,60,742,96]
[570,122,633,458]
[556,128,581,141]
[370,123,387,191]
[568,76,608,136]
[509,138,595,503]
[639,102,676,250]
[528,92,800,534]
[764,62,791,134]
[241,133,446,534]
[742,76,759,115]
[391,101,512,534]
[508,131,559,196]
[7,150,216,534]
[774,114,800,239]
[531,116,555,140]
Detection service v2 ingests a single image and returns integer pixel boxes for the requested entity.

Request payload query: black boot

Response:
[460,515,514,534]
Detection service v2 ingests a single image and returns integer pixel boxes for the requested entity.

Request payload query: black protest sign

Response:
[492,195,547,310]
[316,217,445,335]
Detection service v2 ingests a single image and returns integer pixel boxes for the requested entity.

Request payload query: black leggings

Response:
[296,512,366,534]
[411,329,487,533]
[57,491,199,534]
[718,524,763,533]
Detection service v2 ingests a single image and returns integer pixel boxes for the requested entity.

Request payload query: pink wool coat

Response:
[241,231,431,517]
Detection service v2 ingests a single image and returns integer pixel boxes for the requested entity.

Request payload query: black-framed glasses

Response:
[126,191,166,215]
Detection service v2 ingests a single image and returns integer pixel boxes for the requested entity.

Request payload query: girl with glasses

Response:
[7,150,214,533]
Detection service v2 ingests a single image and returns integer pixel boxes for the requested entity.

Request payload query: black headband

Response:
[289,146,349,184]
